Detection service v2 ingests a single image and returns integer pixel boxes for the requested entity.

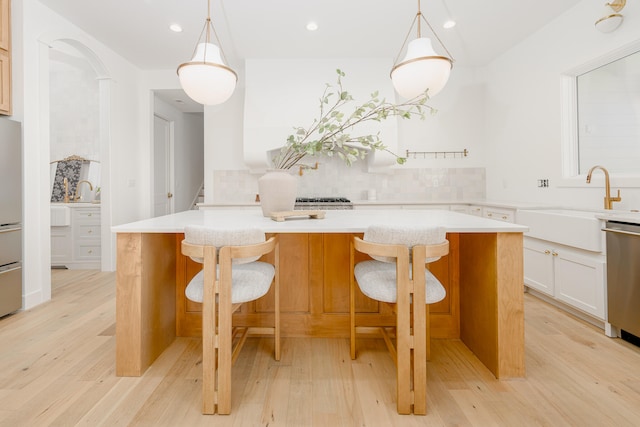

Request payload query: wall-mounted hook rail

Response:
[299,162,319,176]
[405,149,468,159]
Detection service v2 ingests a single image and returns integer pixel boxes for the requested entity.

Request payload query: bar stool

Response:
[350,224,449,415]
[181,225,280,415]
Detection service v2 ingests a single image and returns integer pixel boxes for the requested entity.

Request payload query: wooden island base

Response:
[116,231,525,380]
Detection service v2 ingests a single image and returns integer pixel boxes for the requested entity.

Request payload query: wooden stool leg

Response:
[426,304,431,361]
[413,302,427,415]
[202,247,217,414]
[350,241,357,360]
[274,242,281,361]
[413,246,428,415]
[217,268,233,414]
[396,269,411,414]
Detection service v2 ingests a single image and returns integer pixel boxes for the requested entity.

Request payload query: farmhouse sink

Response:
[517,209,604,252]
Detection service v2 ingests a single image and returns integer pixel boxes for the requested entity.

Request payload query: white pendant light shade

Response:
[391,38,452,99]
[178,43,237,105]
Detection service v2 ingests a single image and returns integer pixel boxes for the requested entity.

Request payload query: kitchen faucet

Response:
[73,180,94,202]
[586,165,621,210]
[63,177,70,203]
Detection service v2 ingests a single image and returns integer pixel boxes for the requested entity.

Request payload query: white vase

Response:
[258,169,297,217]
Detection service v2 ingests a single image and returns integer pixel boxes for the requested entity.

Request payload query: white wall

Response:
[483,0,640,210]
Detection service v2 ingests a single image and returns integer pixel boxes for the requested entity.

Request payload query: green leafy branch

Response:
[272,69,436,170]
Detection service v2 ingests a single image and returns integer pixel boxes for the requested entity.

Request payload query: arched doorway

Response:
[38,37,113,294]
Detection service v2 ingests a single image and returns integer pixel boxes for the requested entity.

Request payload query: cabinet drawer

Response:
[483,207,514,223]
[468,205,483,216]
[72,208,101,222]
[74,242,101,260]
[450,205,469,214]
[74,224,101,239]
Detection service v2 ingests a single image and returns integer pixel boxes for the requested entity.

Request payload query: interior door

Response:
[153,114,173,217]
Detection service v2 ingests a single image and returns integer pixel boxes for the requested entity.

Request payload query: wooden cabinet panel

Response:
[0,0,8,51]
[0,0,10,115]
[323,233,377,314]
[0,48,10,115]
[258,233,310,312]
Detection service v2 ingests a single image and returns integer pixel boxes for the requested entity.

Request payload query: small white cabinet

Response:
[51,205,101,269]
[523,237,606,320]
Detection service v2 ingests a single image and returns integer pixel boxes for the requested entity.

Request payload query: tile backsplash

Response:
[213,157,485,203]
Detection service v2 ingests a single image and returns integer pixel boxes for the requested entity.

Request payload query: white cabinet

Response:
[523,237,605,320]
[72,208,101,266]
[51,205,101,269]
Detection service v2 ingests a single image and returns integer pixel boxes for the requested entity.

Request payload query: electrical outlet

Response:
[537,179,549,188]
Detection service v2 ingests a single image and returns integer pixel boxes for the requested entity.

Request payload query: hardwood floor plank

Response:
[1,271,640,426]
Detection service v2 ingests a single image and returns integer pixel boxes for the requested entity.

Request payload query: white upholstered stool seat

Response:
[181,225,280,415]
[185,262,275,304]
[354,260,446,304]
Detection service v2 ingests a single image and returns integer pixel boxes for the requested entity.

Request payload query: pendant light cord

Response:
[392,0,455,66]
[188,0,232,66]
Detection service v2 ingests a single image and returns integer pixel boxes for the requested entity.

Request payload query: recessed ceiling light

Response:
[169,23,183,33]
[443,20,456,29]
[306,21,318,31]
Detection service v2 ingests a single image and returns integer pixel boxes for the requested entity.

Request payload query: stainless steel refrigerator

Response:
[0,117,22,317]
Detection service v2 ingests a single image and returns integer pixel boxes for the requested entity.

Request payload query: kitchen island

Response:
[112,209,527,380]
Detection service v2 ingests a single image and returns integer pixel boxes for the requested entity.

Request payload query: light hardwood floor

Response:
[1,269,639,426]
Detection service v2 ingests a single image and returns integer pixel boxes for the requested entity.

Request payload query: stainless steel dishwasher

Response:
[604,221,640,343]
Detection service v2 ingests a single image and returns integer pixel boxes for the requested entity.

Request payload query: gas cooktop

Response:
[294,197,353,210]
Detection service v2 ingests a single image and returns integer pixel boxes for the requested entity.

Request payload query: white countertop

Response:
[51,202,100,207]
[112,209,528,234]
[596,211,640,225]
[198,200,551,210]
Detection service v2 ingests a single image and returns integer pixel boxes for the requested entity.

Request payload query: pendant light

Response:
[177,0,237,105]
[390,0,454,99]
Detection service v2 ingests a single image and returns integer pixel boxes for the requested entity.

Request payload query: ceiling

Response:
[40,0,583,111]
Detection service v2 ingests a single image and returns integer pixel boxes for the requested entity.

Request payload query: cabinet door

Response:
[51,226,72,264]
[554,250,605,319]
[0,48,10,115]
[523,238,554,296]
[0,0,8,51]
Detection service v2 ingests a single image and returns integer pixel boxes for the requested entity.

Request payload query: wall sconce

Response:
[595,0,626,33]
